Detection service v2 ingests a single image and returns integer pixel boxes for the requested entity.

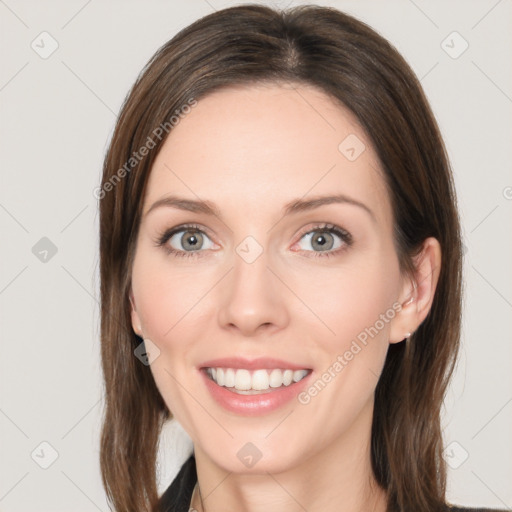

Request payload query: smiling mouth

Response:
[203,367,312,394]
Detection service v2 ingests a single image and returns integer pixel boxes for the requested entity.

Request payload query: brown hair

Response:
[98,4,463,511]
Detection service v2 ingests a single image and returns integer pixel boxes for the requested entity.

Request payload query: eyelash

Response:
[153,222,353,260]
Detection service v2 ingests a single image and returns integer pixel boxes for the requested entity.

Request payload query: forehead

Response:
[143,82,392,227]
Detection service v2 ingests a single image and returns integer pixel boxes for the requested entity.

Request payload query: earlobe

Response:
[129,288,143,337]
[389,237,442,344]
[388,293,418,344]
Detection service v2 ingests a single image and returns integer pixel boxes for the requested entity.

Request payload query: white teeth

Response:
[234,369,252,390]
[269,369,283,388]
[293,369,308,382]
[252,369,269,390]
[216,368,225,386]
[206,367,309,391]
[224,368,235,388]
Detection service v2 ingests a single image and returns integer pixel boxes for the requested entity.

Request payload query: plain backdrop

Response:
[0,0,511,510]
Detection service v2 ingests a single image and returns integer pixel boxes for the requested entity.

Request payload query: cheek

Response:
[131,251,216,342]
[133,241,400,354]
[291,259,399,439]
[291,255,400,351]
[130,252,213,425]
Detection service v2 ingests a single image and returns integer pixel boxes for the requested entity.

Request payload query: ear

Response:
[129,287,143,338]
[389,237,442,344]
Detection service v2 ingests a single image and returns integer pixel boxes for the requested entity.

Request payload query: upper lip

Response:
[200,357,311,371]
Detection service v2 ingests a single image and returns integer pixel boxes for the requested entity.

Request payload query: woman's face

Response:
[130,83,411,474]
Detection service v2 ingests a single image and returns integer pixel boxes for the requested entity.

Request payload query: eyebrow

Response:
[283,194,376,223]
[144,193,376,223]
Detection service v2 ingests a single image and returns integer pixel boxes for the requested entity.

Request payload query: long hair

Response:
[98,5,463,511]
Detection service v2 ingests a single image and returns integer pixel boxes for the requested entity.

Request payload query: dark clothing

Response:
[159,454,198,512]
[158,454,507,512]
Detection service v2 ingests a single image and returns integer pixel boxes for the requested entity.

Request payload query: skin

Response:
[129,82,441,512]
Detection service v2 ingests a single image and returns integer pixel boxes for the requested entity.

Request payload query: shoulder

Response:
[158,454,197,512]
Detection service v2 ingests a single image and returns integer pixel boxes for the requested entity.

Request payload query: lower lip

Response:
[200,369,312,416]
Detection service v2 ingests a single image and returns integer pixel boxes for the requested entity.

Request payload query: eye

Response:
[155,222,353,260]
[293,223,353,258]
[154,224,216,258]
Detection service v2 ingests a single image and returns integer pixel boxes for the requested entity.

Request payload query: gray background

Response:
[1,0,511,510]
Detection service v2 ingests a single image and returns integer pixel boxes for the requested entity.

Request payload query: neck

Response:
[191,399,387,512]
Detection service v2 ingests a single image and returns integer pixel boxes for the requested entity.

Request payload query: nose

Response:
[217,248,290,337]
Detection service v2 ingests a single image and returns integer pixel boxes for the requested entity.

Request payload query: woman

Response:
[98,4,507,512]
